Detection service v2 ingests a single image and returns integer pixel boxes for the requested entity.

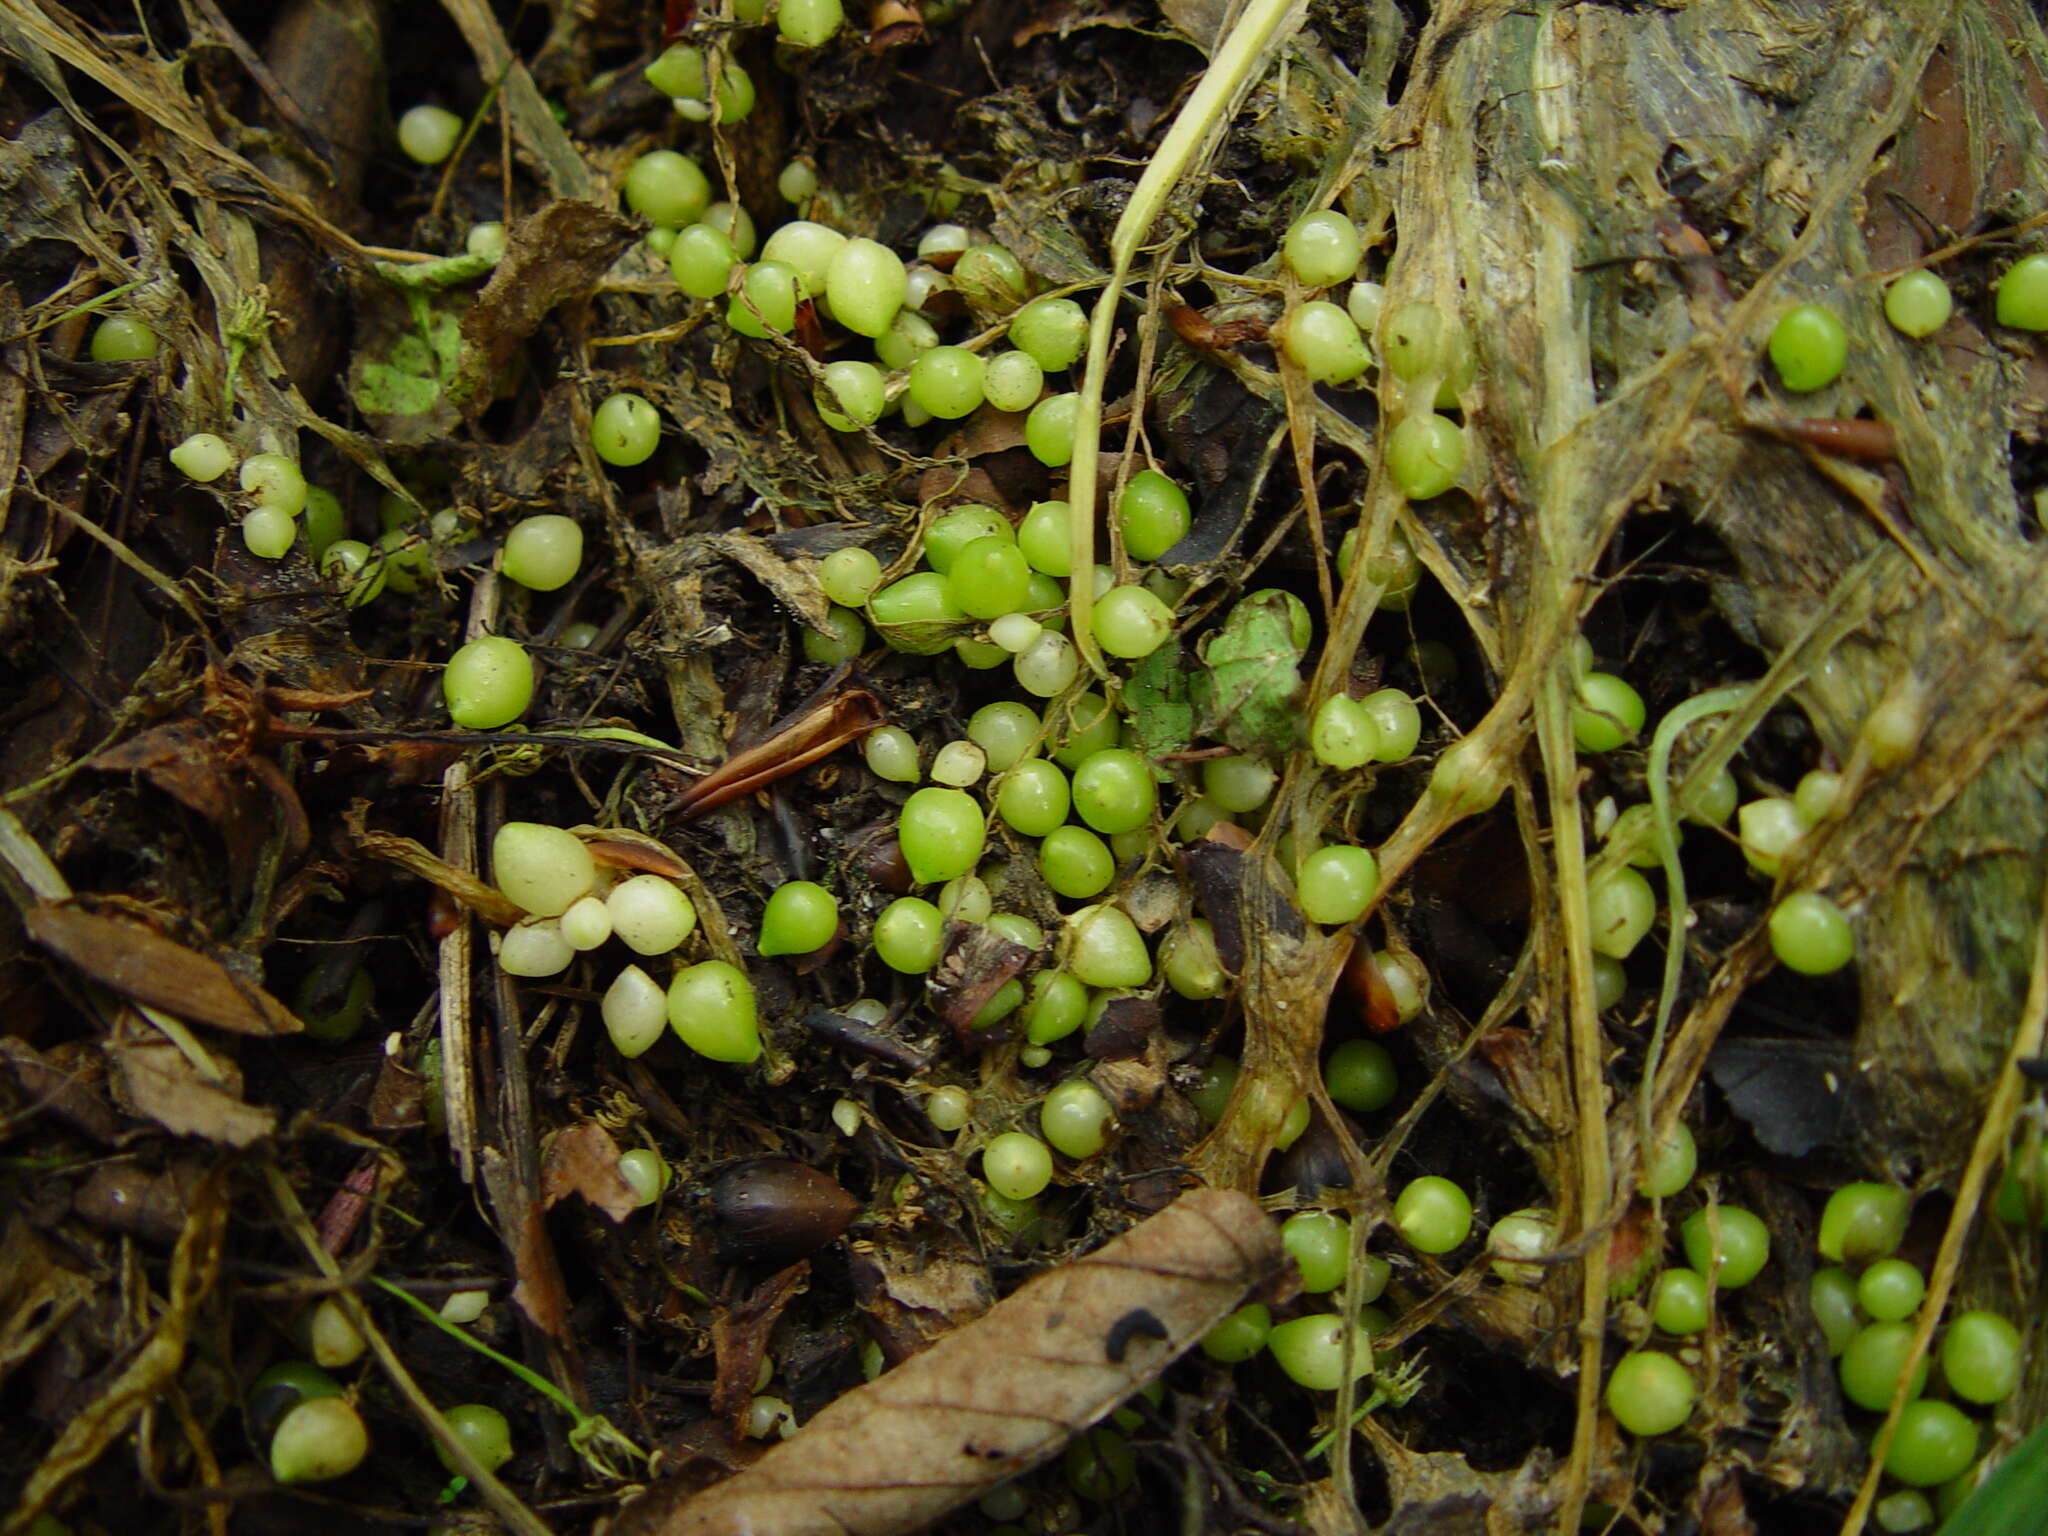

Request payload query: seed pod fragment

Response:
[707,1158,861,1268]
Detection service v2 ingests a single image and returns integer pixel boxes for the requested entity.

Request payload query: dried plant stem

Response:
[1067,0,1307,674]
[1839,876,2048,1536]
[1536,665,1610,1536]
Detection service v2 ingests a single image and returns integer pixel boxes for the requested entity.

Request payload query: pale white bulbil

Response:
[603,964,668,1056]
[397,103,462,165]
[271,1397,369,1483]
[493,822,597,916]
[170,432,234,482]
[559,894,614,950]
[930,740,986,787]
[1487,1208,1555,1285]
[606,874,698,954]
[308,1297,365,1367]
[1014,631,1078,697]
[989,612,1041,652]
[499,918,574,977]
[440,1289,490,1323]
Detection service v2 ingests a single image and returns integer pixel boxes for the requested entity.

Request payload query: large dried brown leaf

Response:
[611,1188,1285,1536]
[26,905,300,1036]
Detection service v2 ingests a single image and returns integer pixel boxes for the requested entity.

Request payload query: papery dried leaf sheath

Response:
[608,1187,1285,1536]
[673,685,886,822]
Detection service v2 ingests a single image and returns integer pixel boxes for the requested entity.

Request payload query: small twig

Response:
[435,570,504,1183]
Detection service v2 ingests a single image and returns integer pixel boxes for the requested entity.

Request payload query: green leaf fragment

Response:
[349,303,466,422]
[1191,590,1306,755]
[1125,643,1194,757]
[374,252,497,292]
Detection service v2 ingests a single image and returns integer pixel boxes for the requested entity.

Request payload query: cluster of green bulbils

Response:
[1474,1131,2019,1519]
[1766,250,2048,395]
[1804,1183,2018,1519]
[1267,211,1473,503]
[165,416,589,615]
[120,20,2048,1511]
[1577,668,1933,1009]
[596,187,1099,463]
[251,1294,512,1490]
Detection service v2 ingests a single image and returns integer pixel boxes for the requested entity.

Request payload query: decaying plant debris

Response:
[2,2,2047,1535]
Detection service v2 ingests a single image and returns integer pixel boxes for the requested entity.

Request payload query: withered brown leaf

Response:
[26,905,300,1036]
[930,923,1033,1036]
[88,715,307,890]
[105,1032,276,1147]
[345,804,527,928]
[539,1121,640,1225]
[609,1188,1284,1536]
[710,1263,810,1431]
[453,200,636,416]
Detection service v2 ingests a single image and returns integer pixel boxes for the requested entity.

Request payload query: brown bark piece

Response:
[609,1187,1283,1536]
